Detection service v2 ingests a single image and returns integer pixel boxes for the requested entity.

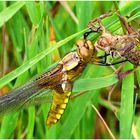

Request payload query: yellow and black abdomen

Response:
[46,85,71,127]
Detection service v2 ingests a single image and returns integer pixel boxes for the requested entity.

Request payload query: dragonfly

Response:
[85,12,140,67]
[0,36,110,127]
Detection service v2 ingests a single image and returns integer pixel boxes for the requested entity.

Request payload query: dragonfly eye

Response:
[76,39,95,61]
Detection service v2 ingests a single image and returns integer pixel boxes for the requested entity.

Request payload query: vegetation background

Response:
[0,1,140,139]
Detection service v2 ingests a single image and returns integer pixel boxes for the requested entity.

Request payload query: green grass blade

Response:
[25,2,44,25]
[0,2,6,11]
[27,107,35,138]
[76,1,93,30]
[136,67,140,86]
[0,2,25,27]
[119,63,134,138]
[0,113,18,138]
[121,1,140,16]
[73,74,118,92]
[135,115,140,138]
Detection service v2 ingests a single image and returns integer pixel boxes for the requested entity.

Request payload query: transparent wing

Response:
[0,82,52,115]
[0,64,64,115]
[18,89,53,110]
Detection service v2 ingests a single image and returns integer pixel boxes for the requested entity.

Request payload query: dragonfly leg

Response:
[96,54,128,66]
[88,12,113,24]
[83,23,103,39]
[46,79,72,127]
[84,12,113,39]
[83,30,95,39]
[91,53,108,65]
[100,59,128,66]
[102,52,108,64]
[90,51,128,66]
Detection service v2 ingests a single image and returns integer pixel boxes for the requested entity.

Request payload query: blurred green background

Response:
[0,1,140,139]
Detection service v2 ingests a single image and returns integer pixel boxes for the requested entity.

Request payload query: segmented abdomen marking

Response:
[46,90,71,127]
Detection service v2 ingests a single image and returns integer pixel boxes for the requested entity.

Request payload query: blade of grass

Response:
[25,2,44,26]
[35,117,45,138]
[27,106,35,138]
[119,62,134,138]
[0,2,6,12]
[0,113,19,138]
[135,114,140,138]
[136,67,140,87]
[45,3,70,55]
[6,11,27,65]
[73,74,118,92]
[121,1,140,16]
[76,1,93,31]
[60,1,78,24]
[0,2,25,27]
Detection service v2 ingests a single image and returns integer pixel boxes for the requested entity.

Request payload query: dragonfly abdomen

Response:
[46,89,71,127]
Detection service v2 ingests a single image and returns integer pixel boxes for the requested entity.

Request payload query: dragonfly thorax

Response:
[61,52,80,71]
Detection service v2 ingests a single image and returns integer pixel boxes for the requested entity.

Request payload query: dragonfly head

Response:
[76,39,95,62]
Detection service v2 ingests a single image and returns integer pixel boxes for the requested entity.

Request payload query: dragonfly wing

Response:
[0,64,64,115]
[0,79,65,115]
[0,81,40,115]
[20,89,53,108]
